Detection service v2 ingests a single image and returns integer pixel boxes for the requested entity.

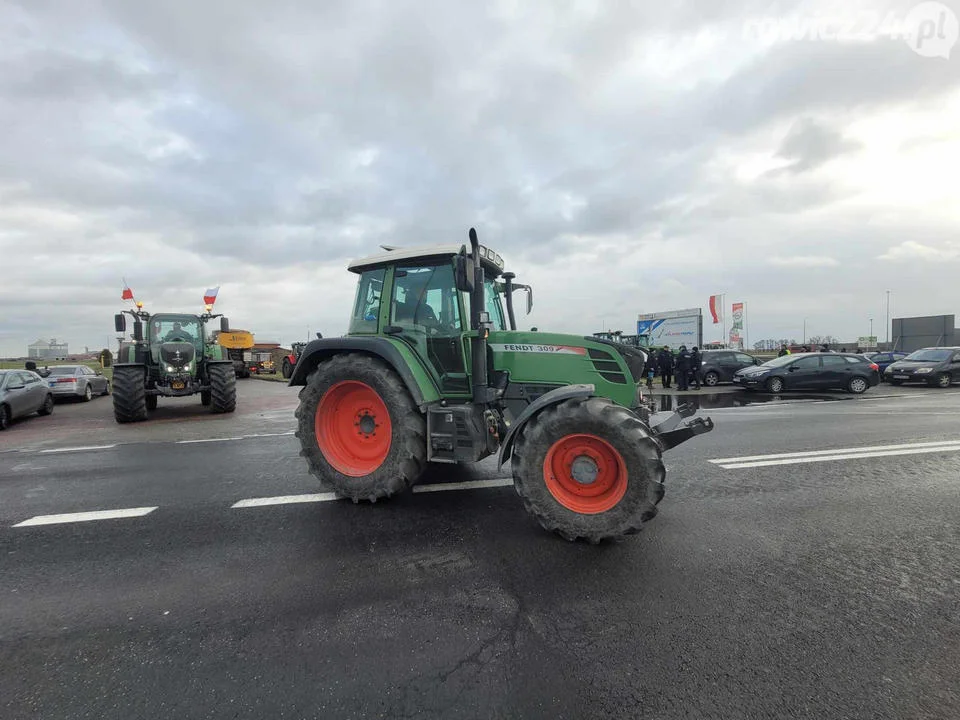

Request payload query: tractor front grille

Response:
[587,348,628,384]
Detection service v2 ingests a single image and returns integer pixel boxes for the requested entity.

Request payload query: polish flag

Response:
[122,281,134,301]
[203,286,220,305]
[709,295,723,324]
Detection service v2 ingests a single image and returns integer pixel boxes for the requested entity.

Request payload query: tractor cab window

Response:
[462,277,506,331]
[390,262,468,394]
[151,317,201,344]
[349,268,386,334]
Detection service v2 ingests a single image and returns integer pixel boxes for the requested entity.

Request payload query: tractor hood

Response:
[160,342,195,368]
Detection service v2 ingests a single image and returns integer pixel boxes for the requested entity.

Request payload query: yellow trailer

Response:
[212,330,255,378]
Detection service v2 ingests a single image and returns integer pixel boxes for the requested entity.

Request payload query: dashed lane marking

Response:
[710,440,960,469]
[38,444,117,454]
[13,507,158,527]
[231,493,337,508]
[412,478,514,493]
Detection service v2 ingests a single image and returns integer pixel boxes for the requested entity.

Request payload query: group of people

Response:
[642,345,702,391]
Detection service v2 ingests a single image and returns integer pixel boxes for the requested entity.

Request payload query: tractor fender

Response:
[497,383,596,469]
[288,337,436,410]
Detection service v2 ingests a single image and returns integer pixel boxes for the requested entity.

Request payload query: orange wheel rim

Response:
[315,381,392,476]
[542,434,627,514]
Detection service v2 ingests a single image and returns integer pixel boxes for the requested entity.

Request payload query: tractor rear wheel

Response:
[112,366,147,423]
[145,395,158,411]
[282,358,293,379]
[295,353,426,502]
[511,397,665,543]
[200,389,212,406]
[209,364,237,413]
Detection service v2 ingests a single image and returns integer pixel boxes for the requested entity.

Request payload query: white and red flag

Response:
[708,295,723,324]
[203,287,220,305]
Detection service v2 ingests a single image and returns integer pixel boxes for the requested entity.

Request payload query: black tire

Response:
[82,384,93,402]
[282,358,293,379]
[703,371,720,387]
[295,353,426,502]
[37,394,54,416]
[766,376,785,393]
[145,394,158,411]
[112,366,147,423]
[936,373,952,389]
[102,381,111,396]
[209,364,237,413]
[201,389,211,406]
[511,397,665,544]
[847,376,869,394]
[0,404,10,430]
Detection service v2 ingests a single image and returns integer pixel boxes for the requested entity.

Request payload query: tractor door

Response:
[390,262,469,394]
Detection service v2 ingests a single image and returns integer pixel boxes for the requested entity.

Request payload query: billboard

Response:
[891,315,955,353]
[637,308,702,347]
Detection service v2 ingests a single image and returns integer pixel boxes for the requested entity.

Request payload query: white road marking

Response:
[412,478,514,493]
[177,437,245,444]
[39,444,116,454]
[711,440,960,469]
[13,507,158,527]
[231,493,338,508]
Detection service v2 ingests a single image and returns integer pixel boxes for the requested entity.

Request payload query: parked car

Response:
[733,352,880,394]
[864,351,909,377]
[699,350,762,386]
[883,347,960,388]
[0,369,55,430]
[46,365,110,400]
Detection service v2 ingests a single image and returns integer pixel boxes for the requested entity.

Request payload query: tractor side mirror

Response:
[133,321,143,342]
[115,314,126,332]
[525,286,533,314]
[316,332,323,339]
[25,360,37,371]
[221,317,230,333]
[454,250,474,292]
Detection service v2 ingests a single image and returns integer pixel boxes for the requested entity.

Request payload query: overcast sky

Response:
[1,0,958,356]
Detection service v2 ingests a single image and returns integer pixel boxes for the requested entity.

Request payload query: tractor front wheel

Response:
[209,364,237,413]
[295,353,426,502]
[112,366,147,423]
[511,397,665,543]
[282,358,293,379]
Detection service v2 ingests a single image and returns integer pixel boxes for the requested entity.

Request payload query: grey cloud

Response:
[770,117,862,173]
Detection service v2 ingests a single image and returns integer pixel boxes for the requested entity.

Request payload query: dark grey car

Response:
[0,369,54,430]
[699,350,762,386]
[46,365,111,400]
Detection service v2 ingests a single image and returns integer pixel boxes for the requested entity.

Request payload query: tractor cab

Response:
[346,243,529,395]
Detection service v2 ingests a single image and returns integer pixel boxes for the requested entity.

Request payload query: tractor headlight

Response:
[166,365,176,372]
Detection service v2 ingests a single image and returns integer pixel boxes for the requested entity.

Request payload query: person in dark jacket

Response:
[657,346,674,388]
[675,345,692,391]
[689,346,702,389]
[642,350,658,390]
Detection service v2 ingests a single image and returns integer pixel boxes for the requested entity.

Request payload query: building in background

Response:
[28,338,69,359]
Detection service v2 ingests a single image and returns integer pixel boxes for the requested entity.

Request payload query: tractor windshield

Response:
[150,315,202,345]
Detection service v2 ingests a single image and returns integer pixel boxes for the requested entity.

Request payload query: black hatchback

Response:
[699,350,762,386]
[883,347,960,388]
[733,353,881,394]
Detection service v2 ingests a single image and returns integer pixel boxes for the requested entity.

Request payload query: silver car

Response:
[46,365,111,400]
[0,369,54,430]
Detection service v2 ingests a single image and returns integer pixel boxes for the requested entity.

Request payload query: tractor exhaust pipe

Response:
[469,228,494,404]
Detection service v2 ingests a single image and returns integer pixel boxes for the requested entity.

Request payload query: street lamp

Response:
[803,318,807,344]
[869,318,873,339]
[885,290,891,345]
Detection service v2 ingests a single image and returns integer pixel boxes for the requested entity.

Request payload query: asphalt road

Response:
[2,380,959,719]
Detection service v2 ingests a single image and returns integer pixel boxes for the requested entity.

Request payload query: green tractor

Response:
[112,308,237,423]
[289,229,713,542]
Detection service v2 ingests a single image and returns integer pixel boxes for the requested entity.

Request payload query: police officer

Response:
[657,346,674,388]
[689,346,702,390]
[676,345,692,391]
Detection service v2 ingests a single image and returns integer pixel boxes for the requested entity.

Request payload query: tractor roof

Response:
[348,244,505,276]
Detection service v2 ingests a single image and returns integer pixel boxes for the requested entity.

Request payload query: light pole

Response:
[869,318,873,342]
[803,318,807,344]
[885,290,891,345]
